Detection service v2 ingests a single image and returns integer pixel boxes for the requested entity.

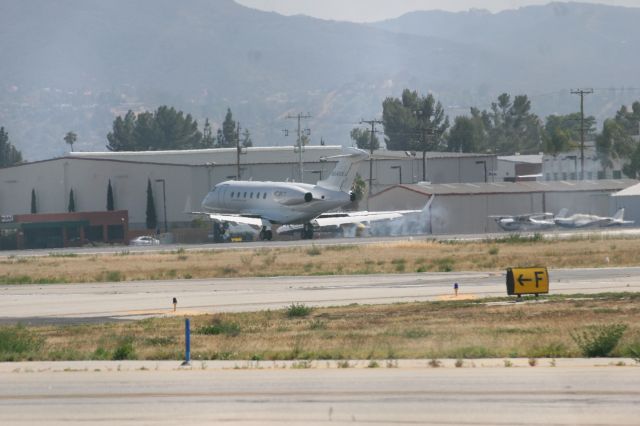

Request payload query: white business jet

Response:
[200,148,368,240]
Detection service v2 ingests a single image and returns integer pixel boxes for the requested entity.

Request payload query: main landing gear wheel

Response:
[259,227,273,241]
[301,223,314,240]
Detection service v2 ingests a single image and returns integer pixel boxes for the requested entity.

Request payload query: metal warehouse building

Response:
[369,180,637,234]
[0,146,496,231]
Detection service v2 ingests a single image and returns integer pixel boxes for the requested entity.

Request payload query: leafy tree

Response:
[106,179,114,211]
[383,89,448,152]
[107,106,203,151]
[446,112,488,153]
[542,113,596,155]
[217,108,238,148]
[68,189,76,212]
[0,127,23,167]
[485,93,542,154]
[145,179,157,230]
[382,90,449,180]
[64,131,77,152]
[596,119,634,175]
[106,111,137,151]
[350,127,380,151]
[30,189,37,214]
[614,101,640,136]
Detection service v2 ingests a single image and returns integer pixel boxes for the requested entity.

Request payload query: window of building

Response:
[597,171,605,180]
[587,172,593,180]
[613,170,622,179]
[562,172,567,180]
[570,172,576,180]
[553,173,558,181]
[546,173,551,181]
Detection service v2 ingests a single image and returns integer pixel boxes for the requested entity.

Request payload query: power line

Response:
[571,88,593,180]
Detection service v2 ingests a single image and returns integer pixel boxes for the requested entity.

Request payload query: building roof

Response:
[498,154,543,164]
[375,179,638,197]
[69,146,345,165]
[612,182,640,197]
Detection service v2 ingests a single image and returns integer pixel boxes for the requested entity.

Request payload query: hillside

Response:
[0,1,639,160]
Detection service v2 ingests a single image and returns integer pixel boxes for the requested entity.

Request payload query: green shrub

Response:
[0,326,43,360]
[112,338,136,360]
[286,303,312,318]
[198,320,241,337]
[571,323,627,357]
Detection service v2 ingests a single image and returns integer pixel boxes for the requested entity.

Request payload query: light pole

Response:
[155,179,168,233]
[391,166,402,184]
[475,160,487,183]
[564,155,577,180]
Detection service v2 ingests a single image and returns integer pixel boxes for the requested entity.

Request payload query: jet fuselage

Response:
[201,180,352,224]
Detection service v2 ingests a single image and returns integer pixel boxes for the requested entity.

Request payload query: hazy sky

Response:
[236,0,640,22]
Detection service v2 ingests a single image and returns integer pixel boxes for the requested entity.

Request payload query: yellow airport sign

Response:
[506,267,549,296]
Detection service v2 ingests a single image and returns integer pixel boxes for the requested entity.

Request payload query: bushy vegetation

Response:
[198,319,241,337]
[571,323,627,357]
[0,326,43,361]
[286,303,312,318]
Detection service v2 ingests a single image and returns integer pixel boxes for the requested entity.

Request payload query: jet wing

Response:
[193,212,265,228]
[313,211,404,227]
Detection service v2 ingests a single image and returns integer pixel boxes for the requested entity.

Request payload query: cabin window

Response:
[243,192,247,198]
[250,192,254,199]
[263,192,267,199]
[230,191,234,198]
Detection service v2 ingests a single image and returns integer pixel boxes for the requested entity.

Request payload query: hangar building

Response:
[369,180,637,234]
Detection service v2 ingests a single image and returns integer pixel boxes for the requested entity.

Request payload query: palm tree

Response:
[64,131,77,152]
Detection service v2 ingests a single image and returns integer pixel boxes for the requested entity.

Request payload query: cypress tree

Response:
[145,179,157,230]
[107,179,114,211]
[30,189,37,214]
[68,189,76,212]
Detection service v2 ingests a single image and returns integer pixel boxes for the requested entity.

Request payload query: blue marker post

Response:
[181,318,191,366]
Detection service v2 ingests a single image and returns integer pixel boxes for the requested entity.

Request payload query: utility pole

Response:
[236,122,241,180]
[359,119,382,209]
[571,88,593,180]
[286,113,312,181]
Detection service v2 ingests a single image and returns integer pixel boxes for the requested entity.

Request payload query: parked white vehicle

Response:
[129,236,160,246]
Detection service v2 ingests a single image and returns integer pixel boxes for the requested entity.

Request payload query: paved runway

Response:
[1,363,638,425]
[1,267,639,323]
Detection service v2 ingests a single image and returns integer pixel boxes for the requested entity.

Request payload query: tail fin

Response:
[421,195,435,214]
[613,208,625,220]
[316,148,369,192]
[556,208,568,219]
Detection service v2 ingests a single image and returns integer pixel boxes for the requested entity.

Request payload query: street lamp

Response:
[475,160,487,183]
[155,179,168,233]
[391,165,402,184]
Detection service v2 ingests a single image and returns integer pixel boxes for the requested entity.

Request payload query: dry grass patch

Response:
[2,293,640,361]
[1,236,640,284]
